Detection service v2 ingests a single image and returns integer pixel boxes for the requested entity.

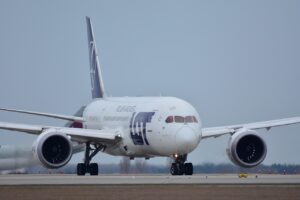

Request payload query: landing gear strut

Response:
[170,154,193,176]
[77,142,105,176]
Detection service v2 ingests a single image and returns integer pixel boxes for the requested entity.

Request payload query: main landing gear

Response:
[77,142,105,176]
[170,154,193,176]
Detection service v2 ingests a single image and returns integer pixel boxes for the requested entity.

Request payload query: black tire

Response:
[77,163,86,176]
[184,163,193,175]
[90,163,99,176]
[178,164,185,175]
[170,163,178,175]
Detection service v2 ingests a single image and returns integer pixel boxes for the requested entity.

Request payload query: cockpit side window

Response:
[175,116,185,123]
[192,116,198,123]
[185,116,194,123]
[165,116,174,123]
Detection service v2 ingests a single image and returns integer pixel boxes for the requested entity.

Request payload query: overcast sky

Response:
[0,0,299,165]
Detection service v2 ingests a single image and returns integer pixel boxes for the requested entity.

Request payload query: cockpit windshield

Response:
[175,116,185,123]
[165,115,198,123]
[185,116,194,123]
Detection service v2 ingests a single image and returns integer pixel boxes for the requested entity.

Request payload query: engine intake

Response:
[33,130,73,168]
[227,129,267,168]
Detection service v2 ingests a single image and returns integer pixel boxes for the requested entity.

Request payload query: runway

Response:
[1,174,300,185]
[1,174,300,200]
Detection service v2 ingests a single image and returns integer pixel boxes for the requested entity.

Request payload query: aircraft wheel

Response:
[177,164,185,175]
[184,163,193,175]
[170,163,178,175]
[89,163,99,175]
[77,163,86,176]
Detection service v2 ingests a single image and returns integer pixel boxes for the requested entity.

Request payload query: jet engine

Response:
[32,129,73,168]
[226,129,267,168]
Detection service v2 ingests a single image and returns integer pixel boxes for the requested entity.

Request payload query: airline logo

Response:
[129,112,155,145]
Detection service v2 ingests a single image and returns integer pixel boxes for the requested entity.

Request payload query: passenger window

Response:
[175,116,185,123]
[185,116,194,123]
[165,116,174,123]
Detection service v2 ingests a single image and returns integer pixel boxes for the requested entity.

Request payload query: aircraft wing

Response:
[0,121,122,145]
[202,117,300,139]
[0,108,84,122]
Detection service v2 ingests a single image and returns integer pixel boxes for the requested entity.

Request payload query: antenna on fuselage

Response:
[86,16,106,99]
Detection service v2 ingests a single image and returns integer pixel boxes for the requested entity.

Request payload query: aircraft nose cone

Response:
[176,126,198,154]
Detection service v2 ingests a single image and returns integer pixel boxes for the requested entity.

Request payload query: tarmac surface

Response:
[0,174,300,185]
[1,174,300,200]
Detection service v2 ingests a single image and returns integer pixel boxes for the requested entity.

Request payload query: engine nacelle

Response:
[226,129,267,168]
[32,129,73,169]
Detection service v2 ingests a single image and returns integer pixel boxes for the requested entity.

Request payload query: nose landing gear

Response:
[170,154,193,175]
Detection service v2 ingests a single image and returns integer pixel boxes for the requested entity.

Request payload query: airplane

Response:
[0,16,299,176]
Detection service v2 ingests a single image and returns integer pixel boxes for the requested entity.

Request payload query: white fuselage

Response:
[83,97,202,158]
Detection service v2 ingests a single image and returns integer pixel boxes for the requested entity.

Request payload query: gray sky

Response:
[0,0,299,165]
